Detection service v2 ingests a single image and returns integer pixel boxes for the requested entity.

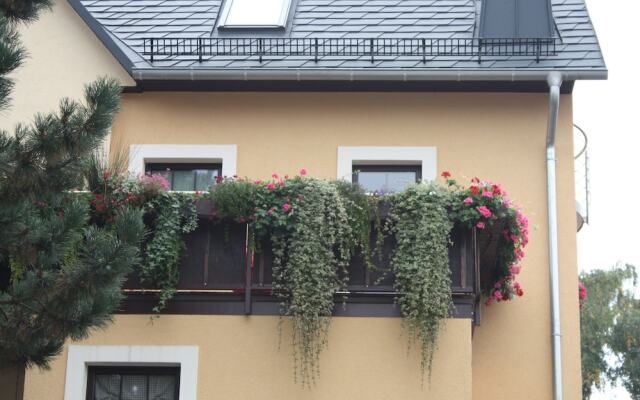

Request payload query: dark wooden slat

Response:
[244,224,252,315]
[203,224,211,287]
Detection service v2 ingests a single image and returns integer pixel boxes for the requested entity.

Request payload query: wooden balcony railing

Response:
[121,199,483,323]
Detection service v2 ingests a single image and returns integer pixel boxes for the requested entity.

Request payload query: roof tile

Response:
[77,0,605,72]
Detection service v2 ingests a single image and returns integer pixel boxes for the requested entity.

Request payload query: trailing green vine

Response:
[270,179,351,385]
[140,192,198,312]
[390,183,453,380]
[209,172,358,385]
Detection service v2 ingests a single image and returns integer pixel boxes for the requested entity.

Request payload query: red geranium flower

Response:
[441,171,451,178]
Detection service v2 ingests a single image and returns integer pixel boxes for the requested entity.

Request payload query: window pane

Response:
[153,169,171,182]
[194,169,218,191]
[94,375,121,400]
[357,171,417,193]
[121,375,147,400]
[149,375,176,400]
[224,0,289,26]
[172,170,195,191]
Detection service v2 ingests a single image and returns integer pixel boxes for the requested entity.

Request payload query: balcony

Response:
[119,199,503,324]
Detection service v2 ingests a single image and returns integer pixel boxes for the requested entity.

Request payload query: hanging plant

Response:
[257,174,353,386]
[389,182,454,379]
[140,191,198,312]
[443,171,529,304]
[84,158,199,312]
[330,180,372,266]
[209,171,356,385]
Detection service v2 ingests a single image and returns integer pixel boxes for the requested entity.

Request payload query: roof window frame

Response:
[218,0,293,29]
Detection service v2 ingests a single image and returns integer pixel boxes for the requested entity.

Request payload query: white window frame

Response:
[337,146,437,183]
[129,144,237,180]
[64,345,198,400]
[218,0,293,28]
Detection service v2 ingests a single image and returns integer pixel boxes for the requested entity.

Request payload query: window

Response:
[86,366,180,400]
[353,165,421,193]
[219,0,292,28]
[128,144,237,182]
[146,163,221,191]
[65,345,198,400]
[336,146,437,187]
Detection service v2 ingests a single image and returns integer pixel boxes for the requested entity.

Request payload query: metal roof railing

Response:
[141,37,558,64]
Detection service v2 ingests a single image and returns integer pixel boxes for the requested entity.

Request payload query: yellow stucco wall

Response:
[24,316,472,400]
[0,0,133,132]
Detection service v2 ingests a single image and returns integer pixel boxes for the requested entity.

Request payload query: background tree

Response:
[609,293,640,398]
[0,0,143,381]
[580,264,638,399]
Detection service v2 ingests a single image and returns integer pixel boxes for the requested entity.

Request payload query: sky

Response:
[573,0,639,399]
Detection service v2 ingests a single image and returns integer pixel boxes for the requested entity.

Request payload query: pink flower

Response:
[482,190,493,198]
[485,297,494,306]
[579,282,587,304]
[510,265,521,275]
[267,182,275,190]
[282,203,291,212]
[267,208,273,216]
[502,199,511,207]
[477,205,492,218]
[254,180,262,185]
[300,168,307,176]
[476,221,486,229]
[272,173,279,179]
[138,173,170,190]
[278,180,286,186]
[494,291,503,300]
[463,197,473,205]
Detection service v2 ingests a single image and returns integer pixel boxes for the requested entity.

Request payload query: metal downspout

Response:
[546,72,563,400]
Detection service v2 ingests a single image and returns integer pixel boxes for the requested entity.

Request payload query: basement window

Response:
[87,366,180,400]
[219,0,293,28]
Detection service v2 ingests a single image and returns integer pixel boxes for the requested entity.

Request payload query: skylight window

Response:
[219,0,292,28]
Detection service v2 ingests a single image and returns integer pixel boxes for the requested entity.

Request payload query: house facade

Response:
[2,0,606,399]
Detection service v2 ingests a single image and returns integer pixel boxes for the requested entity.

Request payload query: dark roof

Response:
[70,0,606,82]
[479,0,555,39]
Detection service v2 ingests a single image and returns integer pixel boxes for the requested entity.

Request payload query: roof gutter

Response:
[130,68,607,82]
[545,71,564,400]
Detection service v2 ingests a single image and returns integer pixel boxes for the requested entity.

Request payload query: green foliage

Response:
[259,177,352,386]
[580,264,638,399]
[0,0,139,369]
[0,73,135,369]
[84,155,199,312]
[330,180,371,266]
[0,0,52,22]
[610,295,640,399]
[208,177,256,222]
[0,16,23,111]
[389,183,453,379]
[140,193,198,312]
[444,175,528,303]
